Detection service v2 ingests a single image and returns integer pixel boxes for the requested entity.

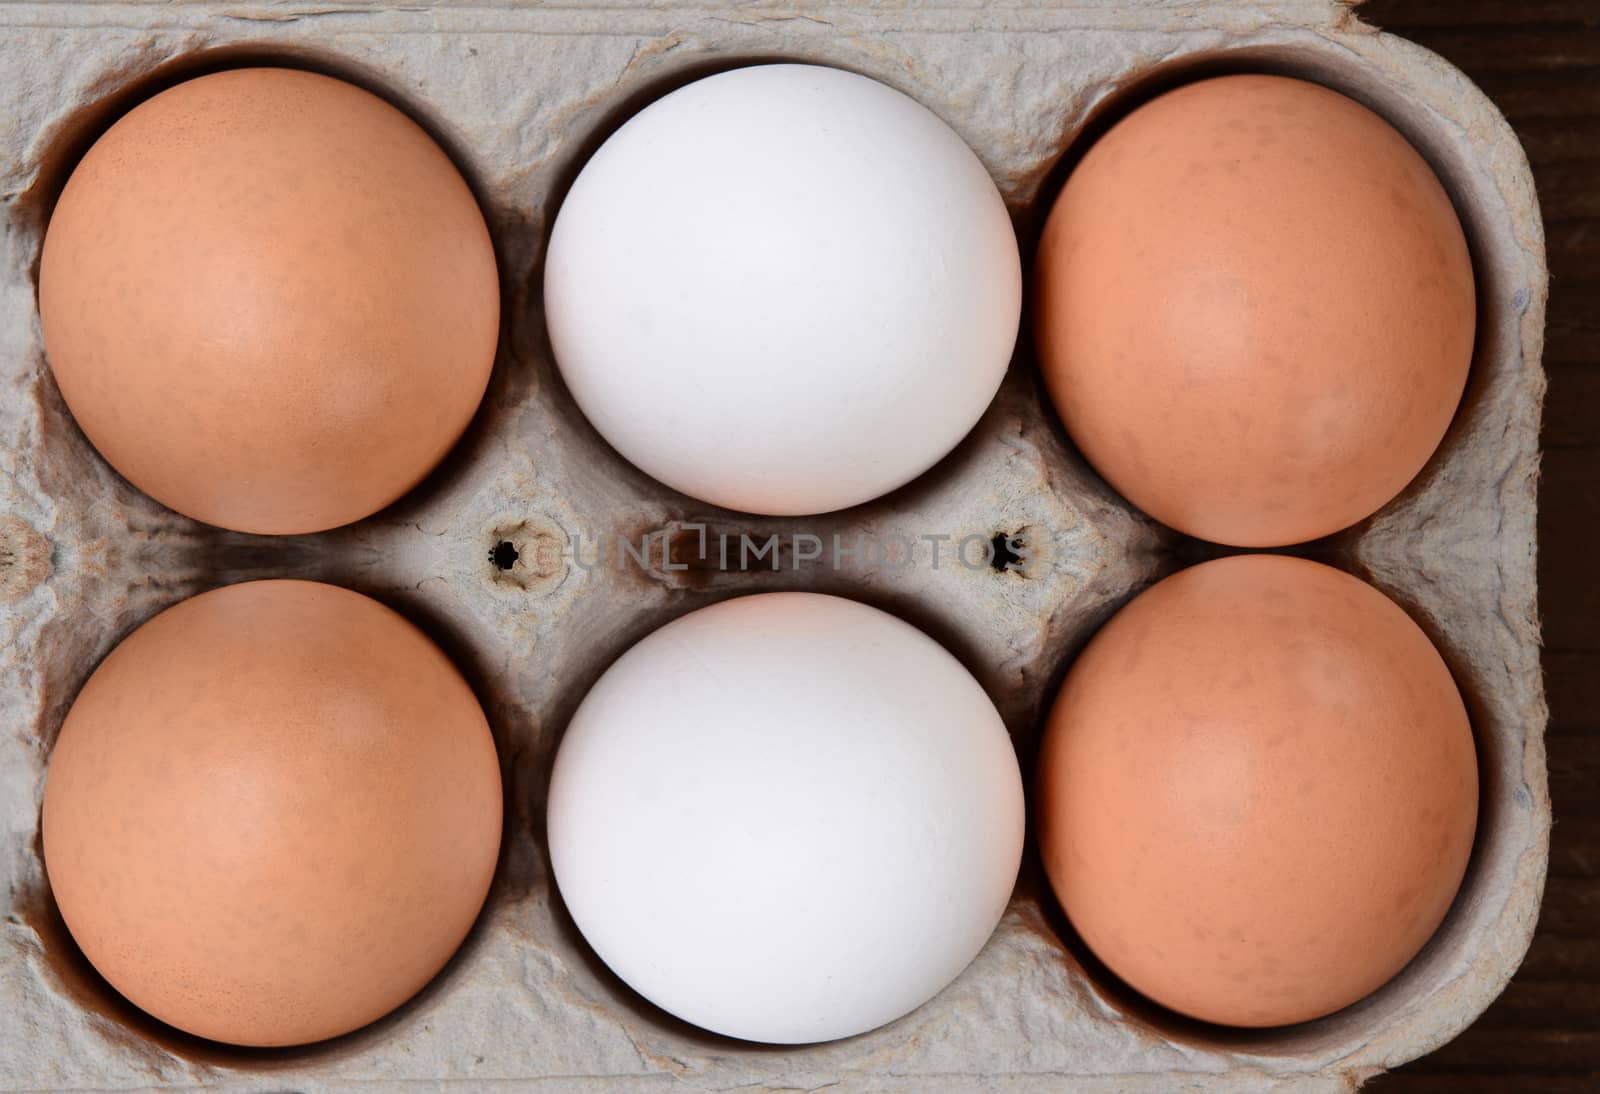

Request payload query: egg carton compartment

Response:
[0,2,1547,1091]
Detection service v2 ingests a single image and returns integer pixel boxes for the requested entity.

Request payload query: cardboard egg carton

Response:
[0,1,1548,1090]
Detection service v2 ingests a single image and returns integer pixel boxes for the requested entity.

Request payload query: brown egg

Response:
[1034,74,1475,547]
[41,580,502,1047]
[1037,555,1477,1027]
[39,68,499,535]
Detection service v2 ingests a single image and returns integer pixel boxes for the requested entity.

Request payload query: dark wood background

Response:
[1360,1,1598,1090]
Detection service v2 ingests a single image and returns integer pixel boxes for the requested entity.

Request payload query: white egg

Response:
[546,592,1024,1044]
[544,64,1021,516]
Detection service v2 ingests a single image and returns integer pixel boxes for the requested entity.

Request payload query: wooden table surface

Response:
[1358,1,1599,1090]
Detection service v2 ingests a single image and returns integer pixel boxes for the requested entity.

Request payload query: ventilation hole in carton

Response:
[486,517,566,593]
[490,540,520,572]
[990,530,1026,574]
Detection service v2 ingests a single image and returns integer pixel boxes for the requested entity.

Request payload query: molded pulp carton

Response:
[0,2,1549,1090]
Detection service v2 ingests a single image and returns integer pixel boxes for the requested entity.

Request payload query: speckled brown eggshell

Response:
[38,67,499,535]
[1034,74,1475,547]
[1037,554,1478,1028]
[41,580,503,1047]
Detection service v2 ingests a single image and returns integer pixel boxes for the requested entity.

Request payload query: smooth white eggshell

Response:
[544,64,1022,516]
[546,592,1025,1044]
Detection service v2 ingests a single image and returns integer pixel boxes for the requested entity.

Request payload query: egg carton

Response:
[0,1,1549,1091]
